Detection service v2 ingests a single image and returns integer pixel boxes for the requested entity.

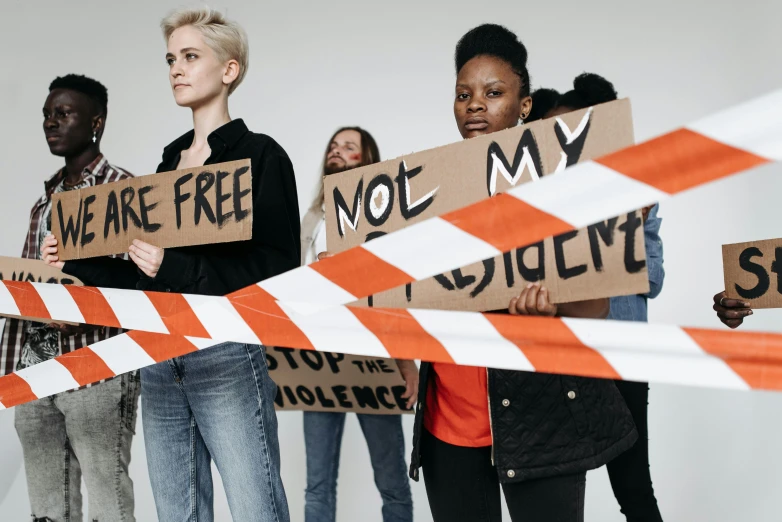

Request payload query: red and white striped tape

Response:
[0,89,780,409]
[2,309,782,409]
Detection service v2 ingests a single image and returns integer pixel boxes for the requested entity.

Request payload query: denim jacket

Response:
[607,205,664,322]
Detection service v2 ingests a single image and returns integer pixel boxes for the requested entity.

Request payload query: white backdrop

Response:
[1,0,781,520]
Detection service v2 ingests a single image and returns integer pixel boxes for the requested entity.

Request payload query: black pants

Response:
[607,381,663,522]
[421,429,586,522]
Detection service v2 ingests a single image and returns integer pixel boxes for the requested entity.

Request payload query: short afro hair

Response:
[455,24,530,98]
[527,73,618,122]
[49,74,108,115]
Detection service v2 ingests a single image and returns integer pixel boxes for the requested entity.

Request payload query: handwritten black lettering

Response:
[376,386,395,410]
[138,186,162,233]
[587,217,619,272]
[352,386,380,410]
[314,387,336,408]
[395,161,437,220]
[324,352,344,374]
[80,195,97,247]
[392,385,411,411]
[364,174,394,227]
[554,231,587,280]
[736,247,769,299]
[283,386,298,405]
[333,385,353,409]
[517,242,545,283]
[486,129,543,196]
[377,360,394,373]
[553,110,592,171]
[352,360,365,373]
[233,166,251,222]
[104,190,120,238]
[277,348,299,369]
[618,212,646,273]
[215,171,233,227]
[57,199,82,248]
[503,251,515,287]
[120,187,142,231]
[772,248,782,295]
[301,351,324,371]
[296,385,316,406]
[173,173,194,229]
[266,352,279,371]
[365,360,379,374]
[333,180,363,238]
[194,172,217,225]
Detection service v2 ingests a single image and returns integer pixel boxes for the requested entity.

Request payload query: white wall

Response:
[1,0,781,520]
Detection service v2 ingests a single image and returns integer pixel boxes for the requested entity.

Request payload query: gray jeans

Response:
[14,373,140,522]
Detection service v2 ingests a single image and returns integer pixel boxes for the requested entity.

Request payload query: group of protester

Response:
[5,5,738,522]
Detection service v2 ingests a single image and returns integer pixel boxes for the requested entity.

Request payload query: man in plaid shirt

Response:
[0,74,139,522]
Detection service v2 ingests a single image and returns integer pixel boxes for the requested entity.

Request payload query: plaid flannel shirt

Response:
[0,155,133,380]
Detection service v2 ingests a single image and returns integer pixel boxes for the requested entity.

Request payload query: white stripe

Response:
[259,266,357,311]
[30,283,85,324]
[361,217,501,280]
[687,89,782,161]
[0,401,5,410]
[563,318,749,390]
[16,360,80,398]
[184,336,224,350]
[277,302,389,358]
[98,287,169,334]
[183,295,262,344]
[0,283,21,317]
[89,334,157,375]
[508,162,670,228]
[408,309,534,370]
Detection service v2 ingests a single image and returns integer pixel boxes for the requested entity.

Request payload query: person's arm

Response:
[642,204,665,299]
[133,149,301,295]
[508,282,609,319]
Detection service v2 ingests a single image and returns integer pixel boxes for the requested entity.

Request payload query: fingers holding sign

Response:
[395,359,419,410]
[713,291,753,329]
[509,283,558,317]
[129,240,165,278]
[41,235,64,269]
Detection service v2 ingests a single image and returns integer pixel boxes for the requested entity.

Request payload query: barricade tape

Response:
[2,310,782,409]
[0,89,780,409]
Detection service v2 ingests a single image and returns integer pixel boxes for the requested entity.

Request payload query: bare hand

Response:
[713,291,752,329]
[395,359,419,410]
[317,251,332,261]
[509,283,558,317]
[41,235,64,269]
[129,240,164,278]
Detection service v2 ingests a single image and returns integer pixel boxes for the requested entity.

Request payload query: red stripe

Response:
[144,292,210,338]
[57,347,115,386]
[485,314,621,379]
[597,129,769,195]
[0,373,38,408]
[63,286,121,327]
[441,194,573,252]
[349,307,455,363]
[310,248,412,298]
[127,331,200,362]
[3,281,51,320]
[229,286,314,349]
[685,328,782,391]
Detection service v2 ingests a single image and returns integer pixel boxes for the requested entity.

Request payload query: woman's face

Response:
[454,55,532,139]
[165,25,238,108]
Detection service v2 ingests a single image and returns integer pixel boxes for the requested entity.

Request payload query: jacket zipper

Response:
[486,367,495,465]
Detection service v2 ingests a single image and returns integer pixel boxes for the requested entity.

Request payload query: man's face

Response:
[43,88,99,157]
[325,130,363,175]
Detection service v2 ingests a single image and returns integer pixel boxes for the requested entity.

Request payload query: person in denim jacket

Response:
[530,74,666,522]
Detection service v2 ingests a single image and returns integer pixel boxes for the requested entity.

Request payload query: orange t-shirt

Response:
[423,362,492,447]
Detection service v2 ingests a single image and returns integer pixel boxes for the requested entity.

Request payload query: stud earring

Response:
[92,132,97,143]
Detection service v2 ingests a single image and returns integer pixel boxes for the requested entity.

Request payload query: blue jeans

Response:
[141,342,289,522]
[303,411,413,522]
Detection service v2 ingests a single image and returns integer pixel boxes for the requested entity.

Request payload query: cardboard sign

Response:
[52,160,253,260]
[324,99,649,310]
[266,347,413,414]
[0,257,82,323]
[723,237,782,308]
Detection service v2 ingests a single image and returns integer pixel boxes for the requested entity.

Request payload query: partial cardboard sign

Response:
[723,237,782,308]
[0,257,82,323]
[267,347,413,414]
[324,99,649,310]
[52,160,253,260]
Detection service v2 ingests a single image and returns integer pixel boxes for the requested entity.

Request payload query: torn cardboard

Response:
[723,237,782,309]
[324,99,649,310]
[267,347,412,414]
[52,159,253,260]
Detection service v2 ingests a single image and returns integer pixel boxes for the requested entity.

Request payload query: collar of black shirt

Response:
[160,118,250,167]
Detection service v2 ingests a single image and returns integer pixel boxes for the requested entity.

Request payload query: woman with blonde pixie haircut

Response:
[55,6,299,521]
